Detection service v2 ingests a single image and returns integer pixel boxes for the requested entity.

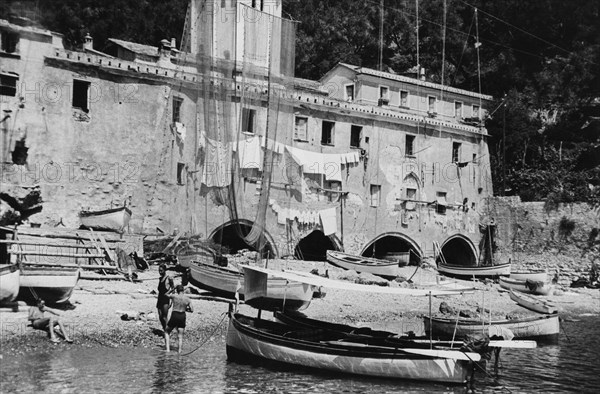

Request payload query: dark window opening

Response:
[436,191,447,215]
[252,0,256,8]
[72,80,90,112]
[294,116,308,141]
[325,180,341,202]
[0,32,18,54]
[452,142,461,162]
[370,184,381,207]
[345,85,354,101]
[177,162,185,185]
[350,125,362,148]
[455,101,463,118]
[428,96,436,113]
[321,121,334,145]
[405,135,415,156]
[400,90,408,107]
[11,138,28,165]
[242,108,256,134]
[0,74,17,97]
[172,97,183,124]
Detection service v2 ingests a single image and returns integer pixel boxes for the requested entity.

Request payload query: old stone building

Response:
[0,0,493,264]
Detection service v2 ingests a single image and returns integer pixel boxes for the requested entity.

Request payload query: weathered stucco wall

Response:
[2,28,494,262]
[487,196,600,284]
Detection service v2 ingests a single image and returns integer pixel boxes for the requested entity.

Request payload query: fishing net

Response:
[193,2,297,254]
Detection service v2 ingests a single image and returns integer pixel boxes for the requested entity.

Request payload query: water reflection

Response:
[1,316,600,393]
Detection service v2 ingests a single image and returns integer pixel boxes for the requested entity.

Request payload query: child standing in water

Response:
[164,284,192,353]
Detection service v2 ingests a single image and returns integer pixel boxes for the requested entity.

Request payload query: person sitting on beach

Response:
[28,299,73,344]
[157,263,174,331]
[164,284,192,353]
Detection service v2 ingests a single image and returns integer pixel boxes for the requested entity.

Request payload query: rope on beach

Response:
[180,312,228,357]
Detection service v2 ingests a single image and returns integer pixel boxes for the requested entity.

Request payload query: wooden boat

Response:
[274,311,537,350]
[243,266,314,311]
[0,263,20,303]
[226,313,478,384]
[382,252,410,267]
[18,266,80,304]
[186,260,245,300]
[509,289,557,314]
[499,277,554,295]
[326,250,399,279]
[79,206,132,233]
[424,314,560,341]
[437,261,511,279]
[509,270,548,282]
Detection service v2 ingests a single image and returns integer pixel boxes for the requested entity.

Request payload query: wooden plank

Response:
[162,232,183,254]
[0,226,127,243]
[10,249,105,258]
[0,239,98,249]
[21,261,119,270]
[95,230,116,264]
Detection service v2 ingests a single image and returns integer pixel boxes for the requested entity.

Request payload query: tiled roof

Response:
[107,38,159,58]
[335,63,493,101]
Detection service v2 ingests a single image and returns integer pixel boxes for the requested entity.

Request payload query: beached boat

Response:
[509,289,557,314]
[509,270,548,282]
[0,263,20,303]
[499,277,554,295]
[186,260,245,299]
[79,206,132,233]
[326,250,399,279]
[18,266,80,304]
[424,314,560,340]
[226,312,478,384]
[243,266,314,311]
[437,261,511,279]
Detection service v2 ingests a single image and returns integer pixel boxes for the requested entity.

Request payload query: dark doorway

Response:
[294,230,337,261]
[361,234,421,265]
[437,236,477,266]
[210,221,276,258]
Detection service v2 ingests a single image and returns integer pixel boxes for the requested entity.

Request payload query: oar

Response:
[320,341,480,361]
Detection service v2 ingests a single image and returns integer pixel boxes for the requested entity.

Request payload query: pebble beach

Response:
[1,261,599,357]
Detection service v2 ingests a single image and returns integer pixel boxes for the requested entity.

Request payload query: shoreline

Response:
[1,262,599,356]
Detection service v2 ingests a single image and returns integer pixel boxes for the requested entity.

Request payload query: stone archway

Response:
[294,230,342,261]
[437,234,478,266]
[209,219,278,258]
[360,232,422,265]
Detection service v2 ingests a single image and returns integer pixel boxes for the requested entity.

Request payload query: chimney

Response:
[157,39,176,69]
[171,38,176,50]
[420,67,426,81]
[83,33,93,50]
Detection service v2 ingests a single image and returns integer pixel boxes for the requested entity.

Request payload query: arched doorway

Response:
[294,231,342,261]
[437,235,478,266]
[209,220,278,258]
[361,232,422,265]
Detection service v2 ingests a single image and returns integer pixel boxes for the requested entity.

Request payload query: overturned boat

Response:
[79,206,132,233]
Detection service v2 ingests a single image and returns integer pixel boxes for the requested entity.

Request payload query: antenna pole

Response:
[475,8,482,109]
[379,0,384,72]
[415,0,419,72]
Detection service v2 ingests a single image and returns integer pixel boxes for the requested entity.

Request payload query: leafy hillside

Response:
[3,0,599,204]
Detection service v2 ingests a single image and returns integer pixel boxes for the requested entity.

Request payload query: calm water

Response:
[1,315,599,393]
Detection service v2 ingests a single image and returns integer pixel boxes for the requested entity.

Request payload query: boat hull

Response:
[424,314,560,340]
[79,206,132,233]
[186,260,245,300]
[0,264,20,303]
[226,314,472,384]
[243,267,313,311]
[509,290,557,314]
[18,267,80,304]
[326,251,399,279]
[510,271,548,282]
[499,277,553,295]
[437,262,511,278]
